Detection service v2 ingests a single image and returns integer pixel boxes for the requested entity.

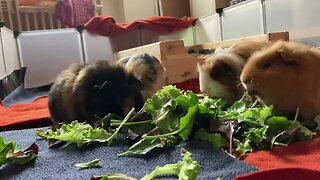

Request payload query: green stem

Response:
[110,120,152,127]
[143,128,182,139]
[107,108,135,144]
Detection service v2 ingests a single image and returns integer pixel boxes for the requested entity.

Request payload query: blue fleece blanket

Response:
[0,127,257,180]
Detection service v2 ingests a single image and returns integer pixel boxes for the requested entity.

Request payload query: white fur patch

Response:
[198,65,232,99]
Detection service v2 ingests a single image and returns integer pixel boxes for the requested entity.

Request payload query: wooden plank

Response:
[188,32,289,52]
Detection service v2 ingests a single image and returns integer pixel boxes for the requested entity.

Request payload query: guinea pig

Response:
[197,41,271,105]
[117,53,166,100]
[240,40,320,123]
[48,60,144,124]
[48,53,166,124]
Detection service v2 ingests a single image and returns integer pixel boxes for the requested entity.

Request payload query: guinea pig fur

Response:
[197,41,270,105]
[48,61,144,124]
[117,53,166,100]
[240,40,320,122]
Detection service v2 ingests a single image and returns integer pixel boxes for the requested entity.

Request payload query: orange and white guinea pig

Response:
[241,40,320,122]
[197,41,271,105]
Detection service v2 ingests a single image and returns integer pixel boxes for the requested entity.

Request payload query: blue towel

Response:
[0,127,257,180]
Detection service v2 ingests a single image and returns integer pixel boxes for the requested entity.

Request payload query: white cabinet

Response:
[82,30,114,63]
[189,0,230,18]
[265,0,320,46]
[17,28,84,88]
[0,26,20,76]
[194,13,221,44]
[222,0,264,40]
[0,32,5,78]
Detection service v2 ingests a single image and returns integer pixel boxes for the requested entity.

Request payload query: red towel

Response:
[242,135,320,171]
[0,97,51,131]
[84,16,198,36]
[234,168,320,180]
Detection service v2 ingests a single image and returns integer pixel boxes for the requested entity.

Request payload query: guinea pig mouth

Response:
[247,89,259,96]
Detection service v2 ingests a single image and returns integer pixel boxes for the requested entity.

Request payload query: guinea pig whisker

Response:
[94,81,109,90]
[100,80,109,89]
[237,82,243,88]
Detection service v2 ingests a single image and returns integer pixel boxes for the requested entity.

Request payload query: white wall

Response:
[265,0,320,46]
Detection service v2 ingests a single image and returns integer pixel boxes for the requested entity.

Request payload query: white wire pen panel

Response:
[0,26,20,73]
[0,0,103,31]
[222,0,264,40]
[17,28,84,88]
[265,0,320,47]
[82,30,114,64]
[194,13,221,45]
[0,32,5,77]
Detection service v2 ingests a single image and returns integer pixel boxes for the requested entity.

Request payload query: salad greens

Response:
[0,136,38,166]
[140,148,200,180]
[37,85,317,158]
[91,149,200,180]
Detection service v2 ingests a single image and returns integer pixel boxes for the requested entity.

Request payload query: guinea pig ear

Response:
[278,49,300,64]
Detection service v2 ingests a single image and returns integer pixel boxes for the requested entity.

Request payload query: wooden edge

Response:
[187,32,290,52]
[114,40,184,59]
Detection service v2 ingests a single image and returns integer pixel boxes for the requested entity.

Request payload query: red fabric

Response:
[173,78,200,93]
[0,97,52,131]
[242,135,320,171]
[84,16,198,36]
[234,168,320,180]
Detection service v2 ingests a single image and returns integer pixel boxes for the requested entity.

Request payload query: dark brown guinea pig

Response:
[241,40,320,122]
[48,61,144,124]
[197,41,271,105]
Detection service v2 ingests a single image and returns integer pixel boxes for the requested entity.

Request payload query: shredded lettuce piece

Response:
[141,149,201,180]
[0,136,38,166]
[75,158,100,169]
[36,121,112,147]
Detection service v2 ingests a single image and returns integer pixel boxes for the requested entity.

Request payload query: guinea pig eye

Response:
[261,61,272,69]
[210,70,221,80]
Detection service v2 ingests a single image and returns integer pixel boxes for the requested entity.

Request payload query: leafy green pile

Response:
[37,85,318,158]
[0,136,38,167]
[91,149,200,180]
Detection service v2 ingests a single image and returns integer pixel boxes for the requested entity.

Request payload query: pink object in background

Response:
[55,0,93,27]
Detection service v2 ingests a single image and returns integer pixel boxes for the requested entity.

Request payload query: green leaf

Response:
[0,137,38,166]
[178,105,198,140]
[244,125,268,149]
[193,128,228,149]
[144,85,182,115]
[36,121,112,147]
[118,138,164,156]
[265,116,292,137]
[234,139,253,158]
[0,137,15,166]
[314,115,320,131]
[75,158,100,169]
[141,149,201,180]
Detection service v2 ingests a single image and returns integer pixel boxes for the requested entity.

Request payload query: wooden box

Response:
[114,32,289,85]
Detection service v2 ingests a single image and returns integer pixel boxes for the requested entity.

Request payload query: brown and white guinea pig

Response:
[197,41,271,105]
[240,40,320,122]
[48,53,166,124]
